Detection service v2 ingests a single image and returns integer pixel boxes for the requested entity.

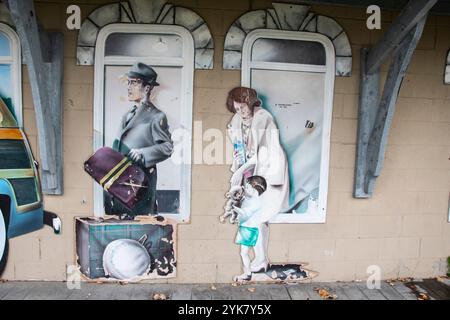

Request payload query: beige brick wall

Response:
[2,0,449,283]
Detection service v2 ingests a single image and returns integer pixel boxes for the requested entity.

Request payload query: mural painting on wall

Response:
[76,216,176,281]
[223,88,319,283]
[85,62,174,219]
[0,23,62,276]
[81,62,179,281]
[220,2,350,283]
[0,97,62,275]
[74,0,218,282]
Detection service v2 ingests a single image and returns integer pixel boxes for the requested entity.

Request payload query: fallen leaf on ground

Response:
[418,293,430,301]
[231,282,239,287]
[318,289,330,298]
[385,280,395,286]
[387,277,414,284]
[315,288,338,300]
[247,288,256,293]
[153,293,167,300]
[210,285,217,291]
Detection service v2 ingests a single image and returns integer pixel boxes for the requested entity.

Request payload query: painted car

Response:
[0,98,61,275]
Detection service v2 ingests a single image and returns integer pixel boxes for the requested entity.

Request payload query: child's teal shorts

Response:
[235,225,259,247]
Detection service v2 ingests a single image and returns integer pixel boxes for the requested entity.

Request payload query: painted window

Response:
[0,140,32,169]
[94,24,194,223]
[242,30,336,224]
[105,33,183,58]
[0,23,22,126]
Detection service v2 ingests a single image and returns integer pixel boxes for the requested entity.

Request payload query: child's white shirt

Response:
[239,195,263,228]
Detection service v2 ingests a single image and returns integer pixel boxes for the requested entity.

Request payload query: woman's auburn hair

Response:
[226,86,261,113]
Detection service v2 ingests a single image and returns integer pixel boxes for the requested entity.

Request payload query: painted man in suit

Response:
[105,62,174,217]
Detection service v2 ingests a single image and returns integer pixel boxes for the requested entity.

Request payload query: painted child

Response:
[233,175,267,282]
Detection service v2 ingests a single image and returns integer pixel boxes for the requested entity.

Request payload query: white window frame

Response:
[242,29,335,224]
[93,23,194,223]
[0,23,22,126]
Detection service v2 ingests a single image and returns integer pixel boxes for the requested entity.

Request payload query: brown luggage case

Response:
[84,147,148,210]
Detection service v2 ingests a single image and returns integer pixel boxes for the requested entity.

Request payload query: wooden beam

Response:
[293,0,448,16]
[366,0,437,74]
[354,48,380,198]
[354,17,427,198]
[5,0,63,195]
[367,18,427,181]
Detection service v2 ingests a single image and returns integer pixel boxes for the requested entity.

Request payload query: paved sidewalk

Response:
[0,279,449,300]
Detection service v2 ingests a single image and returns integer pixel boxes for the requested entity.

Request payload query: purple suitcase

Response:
[84,147,148,210]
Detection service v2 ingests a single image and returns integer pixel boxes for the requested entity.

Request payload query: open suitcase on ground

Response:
[75,216,177,281]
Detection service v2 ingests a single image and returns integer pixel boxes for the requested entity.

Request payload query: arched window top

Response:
[95,23,194,66]
[241,29,335,224]
[251,38,326,66]
[0,32,10,56]
[93,23,194,223]
[105,33,183,58]
[224,2,352,76]
[243,29,336,74]
[0,23,22,127]
[77,0,214,69]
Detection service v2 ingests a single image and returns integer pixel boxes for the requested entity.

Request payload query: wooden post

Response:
[354,48,380,198]
[354,17,427,198]
[5,0,64,195]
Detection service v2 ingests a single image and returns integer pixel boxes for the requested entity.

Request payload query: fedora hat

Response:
[126,62,160,86]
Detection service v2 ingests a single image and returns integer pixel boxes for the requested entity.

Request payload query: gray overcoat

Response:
[105,102,174,216]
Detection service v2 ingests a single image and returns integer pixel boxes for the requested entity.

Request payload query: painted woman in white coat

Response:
[226,87,289,273]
